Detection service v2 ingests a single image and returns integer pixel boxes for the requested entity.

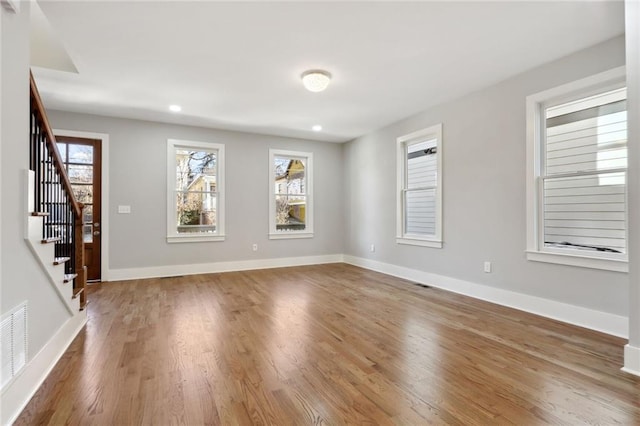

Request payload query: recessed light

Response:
[312,125,323,132]
[169,105,182,112]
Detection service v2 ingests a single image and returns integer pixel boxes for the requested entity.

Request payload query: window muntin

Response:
[397,124,442,248]
[269,150,313,239]
[525,67,628,271]
[541,88,627,257]
[167,140,225,243]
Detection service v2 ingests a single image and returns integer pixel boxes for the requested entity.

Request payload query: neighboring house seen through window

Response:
[396,123,443,248]
[269,149,313,239]
[167,139,225,243]
[526,67,627,272]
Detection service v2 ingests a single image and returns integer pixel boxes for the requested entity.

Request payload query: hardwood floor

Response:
[15,263,640,425]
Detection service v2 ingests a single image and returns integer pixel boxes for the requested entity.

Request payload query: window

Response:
[526,67,627,272]
[167,139,225,243]
[269,149,313,239]
[396,123,443,248]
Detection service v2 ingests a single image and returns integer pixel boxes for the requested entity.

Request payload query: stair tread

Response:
[31,211,49,217]
[72,287,84,299]
[41,237,61,244]
[53,257,70,265]
[63,273,77,283]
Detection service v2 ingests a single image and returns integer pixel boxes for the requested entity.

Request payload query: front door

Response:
[56,136,102,282]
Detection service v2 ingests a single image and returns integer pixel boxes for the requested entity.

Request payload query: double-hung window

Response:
[167,139,225,243]
[526,67,627,271]
[269,149,313,239]
[396,123,443,248]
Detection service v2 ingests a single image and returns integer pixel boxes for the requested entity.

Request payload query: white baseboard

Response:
[107,254,345,282]
[343,255,629,338]
[622,344,640,376]
[1,311,87,426]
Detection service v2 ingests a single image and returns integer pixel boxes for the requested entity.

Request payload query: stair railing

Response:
[29,71,86,309]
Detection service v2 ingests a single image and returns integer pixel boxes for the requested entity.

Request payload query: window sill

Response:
[396,237,442,248]
[167,234,225,243]
[269,232,314,240]
[526,250,628,273]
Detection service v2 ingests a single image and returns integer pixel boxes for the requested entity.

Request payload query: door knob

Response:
[93,230,100,236]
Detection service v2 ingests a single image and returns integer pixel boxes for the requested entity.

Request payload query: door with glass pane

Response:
[56,136,102,282]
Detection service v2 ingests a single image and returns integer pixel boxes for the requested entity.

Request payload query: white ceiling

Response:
[32,1,624,143]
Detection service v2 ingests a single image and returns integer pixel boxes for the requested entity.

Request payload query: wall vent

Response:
[1,302,28,390]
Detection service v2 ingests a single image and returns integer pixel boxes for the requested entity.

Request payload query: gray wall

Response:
[47,111,345,272]
[1,1,71,368]
[343,36,629,316]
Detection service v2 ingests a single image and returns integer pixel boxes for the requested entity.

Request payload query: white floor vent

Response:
[1,302,27,390]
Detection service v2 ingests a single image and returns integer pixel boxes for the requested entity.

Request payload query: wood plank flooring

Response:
[14,263,640,425]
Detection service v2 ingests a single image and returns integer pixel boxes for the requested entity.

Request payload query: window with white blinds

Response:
[397,124,443,248]
[544,88,627,254]
[526,67,627,271]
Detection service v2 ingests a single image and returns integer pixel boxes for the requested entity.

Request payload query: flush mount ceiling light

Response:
[169,104,182,112]
[312,125,323,132]
[301,70,331,92]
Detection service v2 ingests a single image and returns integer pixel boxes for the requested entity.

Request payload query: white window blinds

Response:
[405,139,437,236]
[542,87,627,254]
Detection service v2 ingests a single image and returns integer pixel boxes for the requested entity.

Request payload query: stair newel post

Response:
[74,203,87,309]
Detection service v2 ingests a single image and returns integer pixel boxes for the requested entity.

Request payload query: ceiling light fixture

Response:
[301,70,331,92]
[169,104,182,112]
[312,125,322,132]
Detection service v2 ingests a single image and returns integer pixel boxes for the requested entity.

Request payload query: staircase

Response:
[25,72,87,313]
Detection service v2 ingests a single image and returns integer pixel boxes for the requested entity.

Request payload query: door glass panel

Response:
[72,184,93,204]
[68,165,93,184]
[56,143,67,161]
[68,144,93,164]
[83,224,93,243]
[83,205,93,224]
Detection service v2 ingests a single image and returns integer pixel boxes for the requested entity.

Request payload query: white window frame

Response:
[525,66,627,272]
[269,149,314,240]
[396,123,443,248]
[167,139,225,243]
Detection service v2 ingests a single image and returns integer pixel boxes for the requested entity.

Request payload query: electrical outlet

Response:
[252,243,258,251]
[484,261,492,273]
[370,244,375,252]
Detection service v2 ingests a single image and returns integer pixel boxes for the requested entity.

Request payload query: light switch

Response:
[118,205,131,214]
